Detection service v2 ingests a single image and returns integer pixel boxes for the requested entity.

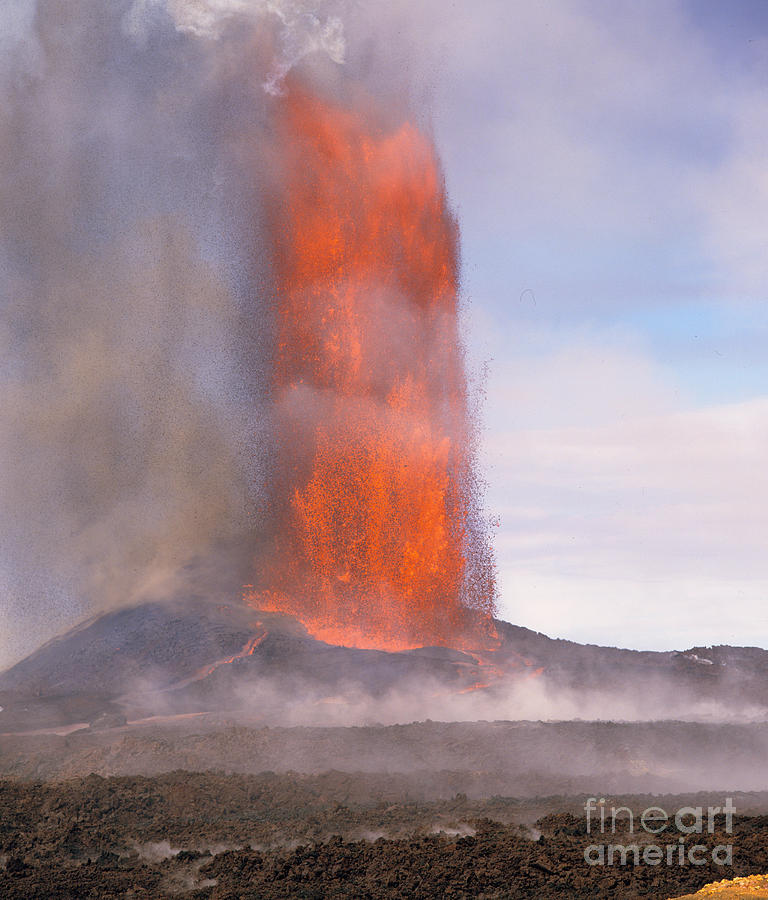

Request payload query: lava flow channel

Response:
[248,79,496,653]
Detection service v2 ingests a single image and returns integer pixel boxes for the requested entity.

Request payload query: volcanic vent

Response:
[246,79,497,653]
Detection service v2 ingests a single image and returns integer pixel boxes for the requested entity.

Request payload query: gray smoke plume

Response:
[0,0,351,668]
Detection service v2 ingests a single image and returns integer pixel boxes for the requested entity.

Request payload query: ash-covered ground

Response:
[2,598,768,898]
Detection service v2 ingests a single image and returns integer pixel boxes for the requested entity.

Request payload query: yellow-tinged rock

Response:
[670,874,768,898]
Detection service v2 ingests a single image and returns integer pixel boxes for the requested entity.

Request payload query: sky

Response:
[1,0,767,663]
[406,0,768,649]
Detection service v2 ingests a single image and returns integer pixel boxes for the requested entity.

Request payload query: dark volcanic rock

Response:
[1,773,768,899]
[493,619,768,708]
[0,598,266,696]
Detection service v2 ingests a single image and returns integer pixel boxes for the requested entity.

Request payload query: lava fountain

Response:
[246,79,496,652]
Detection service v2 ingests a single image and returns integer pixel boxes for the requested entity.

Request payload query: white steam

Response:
[124,0,345,93]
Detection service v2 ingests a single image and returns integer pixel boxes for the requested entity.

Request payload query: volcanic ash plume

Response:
[246,80,497,651]
[0,0,496,667]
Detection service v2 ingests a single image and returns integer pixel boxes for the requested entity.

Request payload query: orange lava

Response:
[247,80,496,652]
[197,631,266,679]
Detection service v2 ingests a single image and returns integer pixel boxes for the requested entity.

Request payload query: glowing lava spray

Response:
[247,80,496,651]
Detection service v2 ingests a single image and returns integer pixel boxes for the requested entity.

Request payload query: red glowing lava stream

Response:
[246,79,497,653]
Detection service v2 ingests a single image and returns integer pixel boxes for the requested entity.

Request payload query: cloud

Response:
[499,570,768,652]
[416,0,712,230]
[692,86,768,297]
[350,0,765,313]
[483,333,768,648]
[482,338,679,431]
